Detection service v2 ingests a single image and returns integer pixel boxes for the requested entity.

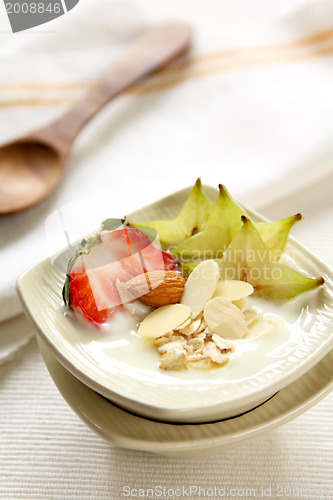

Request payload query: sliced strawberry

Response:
[69,272,112,324]
[68,228,179,326]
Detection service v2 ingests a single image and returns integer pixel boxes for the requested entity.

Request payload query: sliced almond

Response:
[193,312,204,320]
[208,317,247,340]
[204,297,248,340]
[197,318,206,333]
[154,333,176,347]
[214,280,253,301]
[194,332,206,342]
[243,308,260,327]
[138,303,191,339]
[232,297,247,310]
[247,317,276,339]
[176,317,191,330]
[178,318,202,335]
[181,260,219,318]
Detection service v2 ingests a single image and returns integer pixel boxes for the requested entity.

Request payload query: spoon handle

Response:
[35,24,191,156]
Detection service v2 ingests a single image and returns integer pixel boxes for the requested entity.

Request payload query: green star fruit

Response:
[216,216,324,301]
[129,178,213,248]
[172,185,302,262]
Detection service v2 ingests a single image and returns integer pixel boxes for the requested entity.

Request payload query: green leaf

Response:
[62,253,80,307]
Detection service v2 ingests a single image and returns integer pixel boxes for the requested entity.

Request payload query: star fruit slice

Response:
[129,178,213,247]
[256,213,302,261]
[173,185,244,260]
[216,216,324,301]
[172,184,302,261]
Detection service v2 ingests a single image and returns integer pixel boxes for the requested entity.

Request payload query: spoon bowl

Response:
[0,142,62,213]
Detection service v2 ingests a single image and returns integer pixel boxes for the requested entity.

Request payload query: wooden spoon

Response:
[0,24,191,214]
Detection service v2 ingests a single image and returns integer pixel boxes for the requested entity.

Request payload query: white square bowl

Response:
[16,185,333,423]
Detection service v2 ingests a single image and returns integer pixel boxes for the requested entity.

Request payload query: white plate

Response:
[16,185,333,422]
[38,337,333,457]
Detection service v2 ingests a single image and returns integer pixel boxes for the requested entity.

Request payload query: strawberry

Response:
[69,272,113,324]
[64,226,179,326]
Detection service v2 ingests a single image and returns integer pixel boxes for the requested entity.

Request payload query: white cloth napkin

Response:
[2,0,333,361]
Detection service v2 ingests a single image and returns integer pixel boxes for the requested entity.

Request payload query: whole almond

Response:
[125,270,185,307]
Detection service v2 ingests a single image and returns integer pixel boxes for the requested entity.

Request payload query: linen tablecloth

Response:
[0,0,332,497]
